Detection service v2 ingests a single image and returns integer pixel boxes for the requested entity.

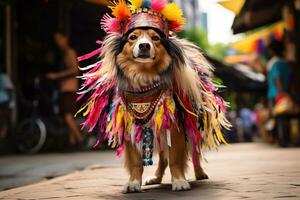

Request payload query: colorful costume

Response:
[76,0,231,168]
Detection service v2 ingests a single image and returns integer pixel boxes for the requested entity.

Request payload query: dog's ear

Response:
[112,35,128,56]
[161,37,185,68]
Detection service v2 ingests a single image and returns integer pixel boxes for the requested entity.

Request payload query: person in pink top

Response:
[47,32,83,146]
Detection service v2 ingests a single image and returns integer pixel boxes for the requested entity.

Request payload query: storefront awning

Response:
[206,56,266,92]
[230,20,286,53]
[231,0,290,34]
[218,0,245,14]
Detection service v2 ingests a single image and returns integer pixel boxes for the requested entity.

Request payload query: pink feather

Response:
[193,146,199,169]
[162,99,172,130]
[183,112,203,169]
[77,48,101,61]
[135,125,142,143]
[77,93,85,101]
[215,95,227,112]
[100,14,121,33]
[116,144,125,157]
[150,0,167,12]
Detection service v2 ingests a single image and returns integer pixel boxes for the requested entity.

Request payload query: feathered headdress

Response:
[101,0,186,35]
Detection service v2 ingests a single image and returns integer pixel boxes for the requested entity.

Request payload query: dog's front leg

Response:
[145,150,168,185]
[169,128,191,191]
[123,140,143,193]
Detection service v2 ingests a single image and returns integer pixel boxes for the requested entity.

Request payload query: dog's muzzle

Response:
[138,43,151,58]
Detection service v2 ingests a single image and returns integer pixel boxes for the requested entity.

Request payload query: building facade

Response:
[174,0,208,31]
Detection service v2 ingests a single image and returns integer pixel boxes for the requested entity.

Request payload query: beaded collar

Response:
[120,83,165,122]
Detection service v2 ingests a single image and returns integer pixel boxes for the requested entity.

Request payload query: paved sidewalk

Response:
[1,143,300,200]
[0,151,119,191]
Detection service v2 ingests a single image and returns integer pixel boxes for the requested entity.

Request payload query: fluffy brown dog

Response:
[78,26,230,192]
[78,1,230,193]
[115,28,208,192]
[78,27,229,192]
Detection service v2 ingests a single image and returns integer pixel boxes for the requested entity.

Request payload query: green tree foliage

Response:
[177,28,228,61]
[177,28,209,51]
[208,43,228,61]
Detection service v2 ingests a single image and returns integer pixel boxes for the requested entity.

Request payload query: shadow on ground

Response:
[100,180,231,200]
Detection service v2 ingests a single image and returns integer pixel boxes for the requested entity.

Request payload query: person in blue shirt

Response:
[266,40,291,104]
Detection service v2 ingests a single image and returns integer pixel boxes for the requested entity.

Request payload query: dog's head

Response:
[114,28,184,88]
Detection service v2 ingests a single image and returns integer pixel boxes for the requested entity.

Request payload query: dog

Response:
[77,0,230,193]
[116,28,209,192]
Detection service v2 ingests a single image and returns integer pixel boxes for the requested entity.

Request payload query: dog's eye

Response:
[152,35,160,41]
[129,35,137,40]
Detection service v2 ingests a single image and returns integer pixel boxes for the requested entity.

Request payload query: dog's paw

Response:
[144,176,162,185]
[172,179,191,191]
[123,180,141,193]
[196,171,209,180]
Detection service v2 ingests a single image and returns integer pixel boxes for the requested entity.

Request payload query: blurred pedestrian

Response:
[0,68,14,140]
[46,32,83,146]
[239,108,255,142]
[266,40,291,107]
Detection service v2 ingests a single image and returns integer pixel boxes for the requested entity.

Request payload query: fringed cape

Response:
[76,35,231,168]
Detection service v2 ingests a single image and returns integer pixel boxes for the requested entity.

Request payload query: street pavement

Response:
[0,143,300,200]
[0,151,120,191]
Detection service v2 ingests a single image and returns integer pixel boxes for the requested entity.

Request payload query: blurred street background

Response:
[1,0,300,199]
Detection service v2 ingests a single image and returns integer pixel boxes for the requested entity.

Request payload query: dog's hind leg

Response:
[189,143,209,180]
[169,128,190,191]
[193,155,209,180]
[123,140,143,193]
[145,151,168,185]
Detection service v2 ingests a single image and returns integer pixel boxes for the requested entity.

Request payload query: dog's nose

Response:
[139,43,151,51]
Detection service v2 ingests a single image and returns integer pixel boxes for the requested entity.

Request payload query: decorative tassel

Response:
[142,127,154,166]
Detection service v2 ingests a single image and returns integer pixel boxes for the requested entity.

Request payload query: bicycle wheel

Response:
[15,118,47,153]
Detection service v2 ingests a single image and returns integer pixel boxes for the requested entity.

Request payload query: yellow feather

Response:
[129,0,142,11]
[75,98,96,117]
[124,111,133,133]
[214,125,228,144]
[205,112,217,149]
[83,102,94,117]
[116,105,125,128]
[162,2,184,22]
[106,120,113,133]
[75,103,89,117]
[154,104,164,133]
[166,97,175,114]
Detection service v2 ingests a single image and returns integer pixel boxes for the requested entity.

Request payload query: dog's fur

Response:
[98,28,212,192]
